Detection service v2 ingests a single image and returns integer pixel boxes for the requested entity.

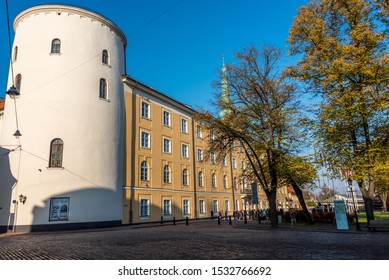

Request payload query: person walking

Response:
[289,207,297,228]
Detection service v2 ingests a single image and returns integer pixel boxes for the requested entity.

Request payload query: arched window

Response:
[140,161,149,181]
[99,78,107,99]
[49,138,63,167]
[198,171,204,187]
[15,74,22,92]
[182,169,188,186]
[233,177,238,189]
[102,50,109,65]
[212,173,216,188]
[163,165,170,184]
[13,46,18,61]
[51,39,61,53]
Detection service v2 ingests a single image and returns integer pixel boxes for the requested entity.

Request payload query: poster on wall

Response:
[49,197,70,221]
[334,200,348,230]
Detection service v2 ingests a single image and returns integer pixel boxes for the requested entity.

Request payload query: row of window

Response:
[140,160,246,189]
[14,40,110,64]
[140,198,233,217]
[13,42,110,100]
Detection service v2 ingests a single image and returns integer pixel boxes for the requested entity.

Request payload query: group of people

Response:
[216,208,297,227]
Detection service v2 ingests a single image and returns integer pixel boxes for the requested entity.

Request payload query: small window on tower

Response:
[51,39,61,54]
[102,50,109,65]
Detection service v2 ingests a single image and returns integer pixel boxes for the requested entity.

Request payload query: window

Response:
[163,165,170,184]
[233,177,238,189]
[241,161,245,170]
[141,101,150,119]
[163,111,171,126]
[209,130,214,142]
[223,175,228,189]
[211,173,216,188]
[212,200,218,214]
[198,171,204,187]
[51,39,61,53]
[99,78,107,99]
[182,143,189,158]
[232,157,236,169]
[13,46,18,61]
[183,199,190,215]
[210,152,216,164]
[196,125,202,138]
[141,131,150,148]
[225,200,230,213]
[163,199,171,216]
[140,161,149,181]
[163,138,171,154]
[222,156,227,167]
[181,118,188,133]
[102,50,109,65]
[197,148,203,161]
[15,74,22,92]
[199,200,205,215]
[182,169,189,186]
[49,138,63,167]
[140,199,149,217]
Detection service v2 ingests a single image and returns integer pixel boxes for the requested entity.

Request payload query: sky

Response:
[0,0,311,109]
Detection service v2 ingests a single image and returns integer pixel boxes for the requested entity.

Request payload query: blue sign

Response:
[334,200,349,230]
[251,183,258,204]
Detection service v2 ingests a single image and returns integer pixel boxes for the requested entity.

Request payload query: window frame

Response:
[181,118,188,133]
[163,138,171,154]
[163,165,171,184]
[140,131,150,149]
[211,173,217,188]
[141,101,150,119]
[140,198,150,217]
[181,143,189,158]
[140,161,149,181]
[198,171,204,187]
[51,38,61,54]
[102,49,109,65]
[182,169,189,186]
[99,78,108,100]
[162,110,171,127]
[183,199,190,215]
[199,199,205,215]
[49,138,64,168]
[163,198,172,216]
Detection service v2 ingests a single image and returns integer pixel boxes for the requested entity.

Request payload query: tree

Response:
[196,45,315,227]
[287,0,389,221]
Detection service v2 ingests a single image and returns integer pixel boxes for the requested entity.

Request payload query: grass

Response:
[357,211,389,223]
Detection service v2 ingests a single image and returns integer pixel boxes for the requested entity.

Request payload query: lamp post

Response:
[347,179,361,231]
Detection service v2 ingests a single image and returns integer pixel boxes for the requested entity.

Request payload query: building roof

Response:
[0,99,5,111]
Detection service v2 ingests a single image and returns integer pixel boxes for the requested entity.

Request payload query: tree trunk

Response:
[290,182,314,225]
[266,190,278,227]
[359,180,375,222]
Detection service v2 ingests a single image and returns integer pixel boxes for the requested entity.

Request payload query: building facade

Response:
[0,5,299,232]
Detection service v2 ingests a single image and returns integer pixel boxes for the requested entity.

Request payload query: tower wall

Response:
[0,5,126,232]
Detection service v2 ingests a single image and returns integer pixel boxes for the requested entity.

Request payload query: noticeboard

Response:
[334,200,348,230]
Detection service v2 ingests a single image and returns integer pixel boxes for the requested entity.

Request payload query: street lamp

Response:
[347,179,361,231]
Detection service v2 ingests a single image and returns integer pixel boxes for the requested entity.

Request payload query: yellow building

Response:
[121,75,300,225]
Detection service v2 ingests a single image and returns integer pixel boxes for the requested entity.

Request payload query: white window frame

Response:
[182,143,189,158]
[163,198,172,217]
[141,131,150,148]
[182,169,189,186]
[211,173,217,188]
[198,171,204,187]
[232,157,237,169]
[197,148,204,162]
[199,199,205,215]
[163,110,171,127]
[183,199,190,215]
[196,125,203,139]
[141,101,150,119]
[163,138,171,154]
[212,200,218,214]
[210,152,216,164]
[181,118,188,133]
[223,175,228,189]
[163,165,171,184]
[140,161,149,181]
[140,198,150,218]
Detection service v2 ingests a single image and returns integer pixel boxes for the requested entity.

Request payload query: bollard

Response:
[161,216,164,224]
[229,215,232,225]
[244,214,247,224]
[186,216,189,226]
[173,217,176,225]
[218,216,221,225]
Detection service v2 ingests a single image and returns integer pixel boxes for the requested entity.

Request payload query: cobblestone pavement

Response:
[1,220,389,260]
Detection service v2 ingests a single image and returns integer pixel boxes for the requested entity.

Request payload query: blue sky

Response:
[0,0,310,109]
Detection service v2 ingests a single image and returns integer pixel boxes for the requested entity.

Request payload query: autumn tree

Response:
[196,45,316,227]
[287,0,389,222]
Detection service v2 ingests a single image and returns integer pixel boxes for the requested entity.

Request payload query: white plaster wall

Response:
[0,5,126,229]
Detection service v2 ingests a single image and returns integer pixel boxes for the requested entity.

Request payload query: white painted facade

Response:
[0,5,126,232]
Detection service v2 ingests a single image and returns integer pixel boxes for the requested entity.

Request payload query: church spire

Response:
[220,54,230,118]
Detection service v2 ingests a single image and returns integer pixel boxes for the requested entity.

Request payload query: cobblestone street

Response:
[1,220,388,260]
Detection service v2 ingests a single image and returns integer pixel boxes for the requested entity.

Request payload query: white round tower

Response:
[0,5,126,232]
